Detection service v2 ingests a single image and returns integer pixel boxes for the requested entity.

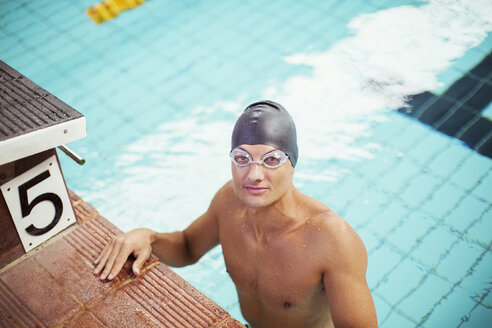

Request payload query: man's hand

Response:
[93,228,155,280]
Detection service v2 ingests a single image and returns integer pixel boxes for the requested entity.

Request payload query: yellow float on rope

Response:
[86,0,146,24]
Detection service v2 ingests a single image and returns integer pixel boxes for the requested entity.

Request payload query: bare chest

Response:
[220,227,326,310]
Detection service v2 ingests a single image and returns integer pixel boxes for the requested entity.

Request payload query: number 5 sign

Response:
[1,155,76,252]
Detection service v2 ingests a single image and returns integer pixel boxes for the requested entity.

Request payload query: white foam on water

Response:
[265,0,492,164]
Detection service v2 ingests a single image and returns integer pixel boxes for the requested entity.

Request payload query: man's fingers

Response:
[132,249,151,276]
[93,242,113,275]
[93,229,154,281]
[99,238,124,280]
[107,244,135,280]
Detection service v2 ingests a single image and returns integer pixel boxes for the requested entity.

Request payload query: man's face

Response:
[231,144,294,209]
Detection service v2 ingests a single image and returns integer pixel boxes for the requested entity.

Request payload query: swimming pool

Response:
[1,0,491,326]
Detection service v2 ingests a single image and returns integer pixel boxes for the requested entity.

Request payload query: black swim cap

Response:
[231,100,298,167]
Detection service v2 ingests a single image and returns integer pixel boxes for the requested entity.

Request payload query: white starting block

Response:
[0,61,86,266]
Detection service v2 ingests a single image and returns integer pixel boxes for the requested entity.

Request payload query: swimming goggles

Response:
[229,148,289,169]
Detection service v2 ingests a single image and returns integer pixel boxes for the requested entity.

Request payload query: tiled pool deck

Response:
[0,190,244,327]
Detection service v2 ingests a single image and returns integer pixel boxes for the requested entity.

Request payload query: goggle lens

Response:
[230,148,288,169]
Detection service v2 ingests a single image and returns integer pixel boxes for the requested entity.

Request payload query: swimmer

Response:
[93,101,378,328]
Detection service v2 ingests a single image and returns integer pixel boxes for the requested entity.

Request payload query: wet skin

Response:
[94,144,377,328]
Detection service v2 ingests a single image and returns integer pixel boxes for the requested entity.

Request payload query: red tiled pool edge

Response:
[0,190,245,328]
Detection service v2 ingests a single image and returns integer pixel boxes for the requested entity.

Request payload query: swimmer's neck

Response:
[246,187,304,239]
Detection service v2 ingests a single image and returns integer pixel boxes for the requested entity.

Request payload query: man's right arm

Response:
[93,184,225,280]
[153,207,220,267]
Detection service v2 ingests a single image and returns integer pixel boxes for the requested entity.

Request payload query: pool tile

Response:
[423,286,477,328]
[0,32,17,52]
[358,228,381,253]
[0,0,22,15]
[89,286,169,327]
[465,82,492,111]
[64,311,105,328]
[2,9,32,33]
[344,189,388,227]
[378,157,421,192]
[427,141,472,178]
[372,294,392,325]
[421,182,465,219]
[208,274,240,314]
[54,2,87,23]
[366,245,402,289]
[95,118,139,148]
[460,250,492,298]
[452,47,490,74]
[386,212,434,253]
[90,263,230,327]
[35,0,72,19]
[218,318,248,327]
[0,257,82,327]
[466,207,492,246]
[370,115,410,144]
[482,291,492,308]
[443,74,481,103]
[436,241,483,282]
[472,168,492,201]
[380,311,416,328]
[0,278,46,327]
[460,304,492,328]
[400,174,442,209]
[9,48,41,70]
[450,155,492,191]
[326,174,368,210]
[386,123,422,150]
[435,68,466,94]
[460,117,492,151]
[366,200,409,237]
[398,273,452,323]
[394,116,432,143]
[375,258,425,304]
[3,42,26,62]
[446,194,489,232]
[483,102,492,120]
[358,148,400,181]
[406,131,452,165]
[412,225,456,268]
[33,237,124,306]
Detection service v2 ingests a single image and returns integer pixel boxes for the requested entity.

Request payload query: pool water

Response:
[1,0,491,326]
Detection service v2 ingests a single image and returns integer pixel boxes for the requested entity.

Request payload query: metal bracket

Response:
[58,145,85,165]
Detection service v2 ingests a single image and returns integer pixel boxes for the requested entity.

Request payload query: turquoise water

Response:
[1,0,491,326]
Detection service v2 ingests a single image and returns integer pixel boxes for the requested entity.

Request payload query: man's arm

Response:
[93,186,223,280]
[153,207,220,267]
[322,219,378,328]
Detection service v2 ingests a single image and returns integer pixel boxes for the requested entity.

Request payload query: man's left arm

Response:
[322,220,378,328]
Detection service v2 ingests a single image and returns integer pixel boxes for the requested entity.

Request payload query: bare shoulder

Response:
[208,180,239,213]
[301,194,368,271]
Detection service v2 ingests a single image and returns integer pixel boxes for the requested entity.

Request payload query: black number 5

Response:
[18,170,63,236]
